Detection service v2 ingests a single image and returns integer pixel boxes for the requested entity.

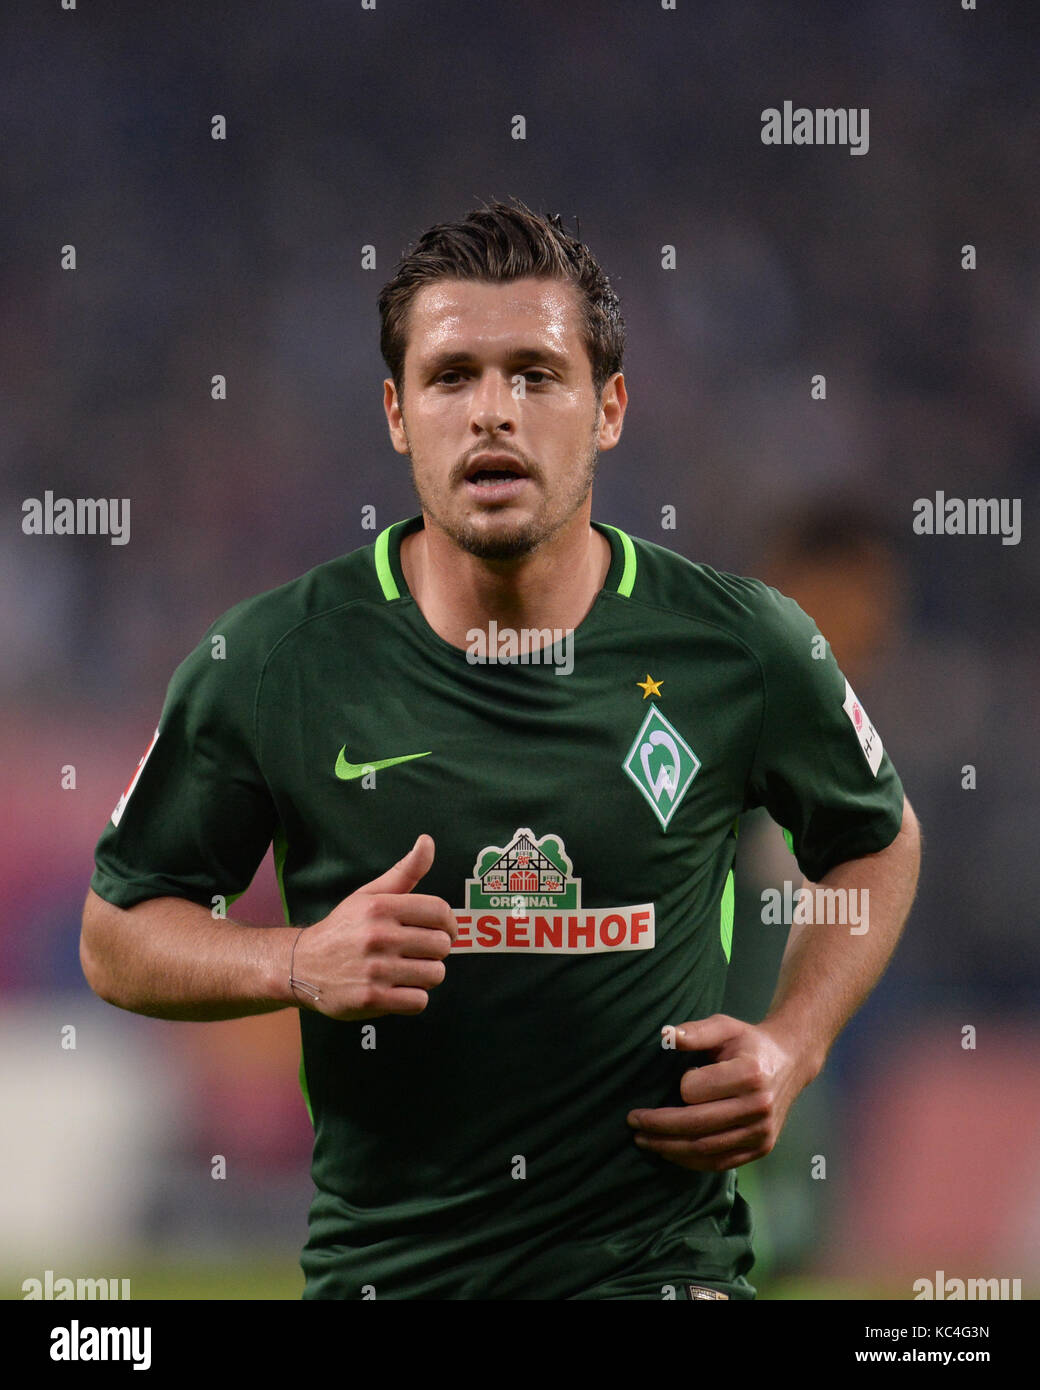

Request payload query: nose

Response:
[469,369,517,436]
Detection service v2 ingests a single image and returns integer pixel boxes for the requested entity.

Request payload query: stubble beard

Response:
[405,424,601,563]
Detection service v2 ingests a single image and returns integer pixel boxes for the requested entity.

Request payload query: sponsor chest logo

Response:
[622,706,701,829]
[452,827,654,953]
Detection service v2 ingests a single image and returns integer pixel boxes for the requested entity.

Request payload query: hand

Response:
[626,1014,809,1171]
[291,834,456,1020]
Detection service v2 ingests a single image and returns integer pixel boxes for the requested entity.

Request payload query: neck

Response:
[400,508,612,652]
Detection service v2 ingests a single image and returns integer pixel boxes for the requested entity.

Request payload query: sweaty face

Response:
[386,278,605,561]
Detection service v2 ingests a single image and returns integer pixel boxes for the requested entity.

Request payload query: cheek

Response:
[402,413,447,455]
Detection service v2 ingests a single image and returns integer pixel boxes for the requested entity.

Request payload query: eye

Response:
[523,370,552,385]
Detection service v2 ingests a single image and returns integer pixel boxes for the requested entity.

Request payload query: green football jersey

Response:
[91,514,905,1300]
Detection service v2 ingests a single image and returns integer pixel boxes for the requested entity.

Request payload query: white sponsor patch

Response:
[111,727,160,826]
[452,826,655,951]
[451,906,655,954]
[842,680,883,777]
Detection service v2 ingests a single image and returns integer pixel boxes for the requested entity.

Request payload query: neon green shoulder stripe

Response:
[374,524,401,600]
[598,523,637,596]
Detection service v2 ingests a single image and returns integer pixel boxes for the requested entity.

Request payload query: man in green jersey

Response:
[82,199,921,1300]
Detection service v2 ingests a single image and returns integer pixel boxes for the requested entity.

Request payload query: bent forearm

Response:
[762,796,922,1082]
[80,887,298,1021]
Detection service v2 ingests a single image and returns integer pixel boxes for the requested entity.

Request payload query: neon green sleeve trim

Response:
[272,828,292,925]
[274,829,314,1127]
[720,868,735,964]
[298,1051,314,1127]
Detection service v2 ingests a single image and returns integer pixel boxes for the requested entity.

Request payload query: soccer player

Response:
[81,199,921,1300]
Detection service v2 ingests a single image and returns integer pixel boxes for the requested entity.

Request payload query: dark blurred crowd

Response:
[3,2,1037,1006]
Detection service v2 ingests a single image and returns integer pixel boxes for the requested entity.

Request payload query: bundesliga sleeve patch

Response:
[110,727,160,826]
[842,680,883,777]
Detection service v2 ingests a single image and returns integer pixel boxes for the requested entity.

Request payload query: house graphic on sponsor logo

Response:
[468,828,579,909]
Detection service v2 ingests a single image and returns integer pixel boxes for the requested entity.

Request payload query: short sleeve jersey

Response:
[91,516,905,1300]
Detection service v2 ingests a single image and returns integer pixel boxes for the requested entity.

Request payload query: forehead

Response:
[404,277,585,360]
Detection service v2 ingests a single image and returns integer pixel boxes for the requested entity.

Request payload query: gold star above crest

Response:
[637,673,663,699]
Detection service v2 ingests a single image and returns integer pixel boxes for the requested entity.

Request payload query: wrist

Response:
[287,924,322,1008]
[760,1010,827,1087]
[261,926,303,1007]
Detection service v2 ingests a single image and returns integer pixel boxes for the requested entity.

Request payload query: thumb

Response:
[667,1014,746,1053]
[359,834,435,896]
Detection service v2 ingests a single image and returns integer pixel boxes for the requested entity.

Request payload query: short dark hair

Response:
[378,197,625,403]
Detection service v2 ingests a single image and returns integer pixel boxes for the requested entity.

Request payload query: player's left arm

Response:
[627,794,921,1171]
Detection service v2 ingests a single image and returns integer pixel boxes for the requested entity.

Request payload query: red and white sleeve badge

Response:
[842,680,884,777]
[111,726,160,826]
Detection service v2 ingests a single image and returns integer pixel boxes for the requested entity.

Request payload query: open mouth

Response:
[463,473,530,502]
[463,455,531,498]
[468,469,526,487]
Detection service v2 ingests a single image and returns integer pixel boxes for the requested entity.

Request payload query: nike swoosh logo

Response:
[334,747,432,780]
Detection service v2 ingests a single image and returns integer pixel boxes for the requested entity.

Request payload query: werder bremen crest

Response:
[622,707,701,830]
[452,828,654,954]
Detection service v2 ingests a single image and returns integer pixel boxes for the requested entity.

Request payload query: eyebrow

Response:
[419,347,571,375]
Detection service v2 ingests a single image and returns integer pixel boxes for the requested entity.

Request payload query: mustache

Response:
[453,452,539,484]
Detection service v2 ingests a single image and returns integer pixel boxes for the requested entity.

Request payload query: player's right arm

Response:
[81,834,456,1023]
[85,601,455,1025]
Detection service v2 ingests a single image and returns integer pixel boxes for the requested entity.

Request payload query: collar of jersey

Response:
[373,514,636,602]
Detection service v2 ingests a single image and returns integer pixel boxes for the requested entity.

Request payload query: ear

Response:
[596,372,627,452]
[384,379,410,455]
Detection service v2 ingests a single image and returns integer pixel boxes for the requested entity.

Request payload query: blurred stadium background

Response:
[1,1,1037,1300]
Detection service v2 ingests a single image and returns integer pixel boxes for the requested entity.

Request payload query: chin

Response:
[454,522,540,562]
